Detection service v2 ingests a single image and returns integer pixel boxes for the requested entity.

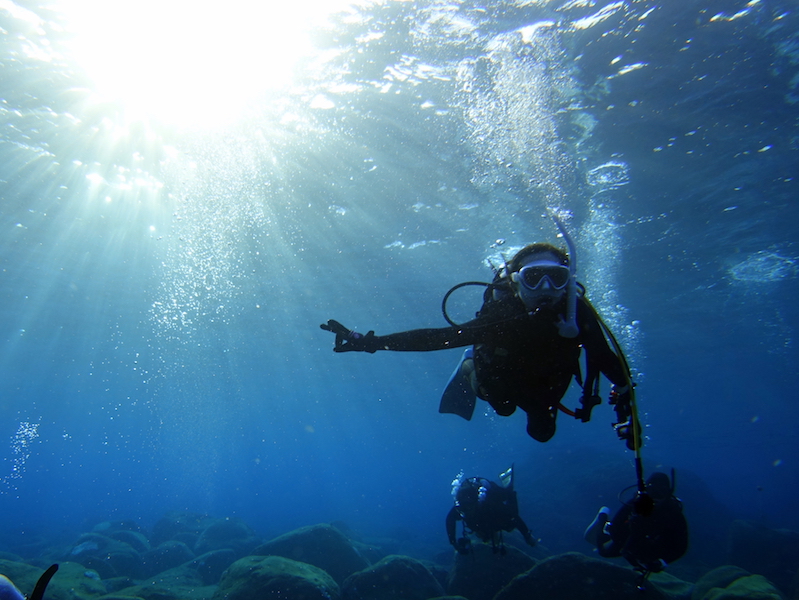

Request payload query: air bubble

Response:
[1,421,40,493]
[729,251,797,283]
[586,161,630,190]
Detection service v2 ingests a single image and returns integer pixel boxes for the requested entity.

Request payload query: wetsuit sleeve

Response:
[374,302,505,352]
[367,293,524,351]
[369,325,481,351]
[368,303,520,351]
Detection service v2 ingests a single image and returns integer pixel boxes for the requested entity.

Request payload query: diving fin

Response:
[499,464,514,489]
[584,507,610,546]
[439,348,477,421]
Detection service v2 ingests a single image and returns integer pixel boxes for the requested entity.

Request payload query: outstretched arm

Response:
[320,319,485,352]
[372,327,479,351]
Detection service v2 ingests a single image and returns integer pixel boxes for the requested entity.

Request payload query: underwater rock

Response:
[173,532,200,549]
[692,565,784,600]
[0,534,48,560]
[691,565,753,600]
[700,574,783,600]
[0,560,40,596]
[494,552,672,600]
[0,560,107,600]
[212,555,340,600]
[142,540,195,578]
[91,520,143,536]
[65,533,144,579]
[114,563,215,600]
[726,520,799,595]
[189,549,237,586]
[342,554,444,600]
[109,583,179,600]
[103,575,138,594]
[446,543,536,600]
[107,530,151,555]
[193,516,260,558]
[151,511,216,547]
[253,523,370,584]
[0,553,24,564]
[55,562,110,599]
[647,571,694,600]
[350,539,386,565]
[419,559,449,593]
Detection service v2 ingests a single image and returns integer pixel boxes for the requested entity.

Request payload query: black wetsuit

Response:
[446,478,534,552]
[599,497,689,572]
[368,288,629,441]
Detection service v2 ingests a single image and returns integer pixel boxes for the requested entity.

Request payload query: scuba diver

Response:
[321,218,640,448]
[446,465,536,555]
[0,564,58,600]
[584,471,688,578]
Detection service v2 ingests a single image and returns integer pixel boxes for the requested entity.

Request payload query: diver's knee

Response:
[526,414,556,442]
[493,401,516,417]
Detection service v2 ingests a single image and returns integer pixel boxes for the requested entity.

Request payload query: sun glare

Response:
[61,0,354,130]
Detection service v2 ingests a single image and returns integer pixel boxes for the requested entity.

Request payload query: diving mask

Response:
[513,262,571,291]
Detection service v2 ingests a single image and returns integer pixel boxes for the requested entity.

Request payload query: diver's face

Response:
[513,252,568,309]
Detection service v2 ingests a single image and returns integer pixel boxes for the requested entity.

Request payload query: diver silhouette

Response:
[322,233,639,448]
[584,471,688,577]
[446,465,535,555]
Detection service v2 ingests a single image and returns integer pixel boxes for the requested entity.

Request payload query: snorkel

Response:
[548,210,579,338]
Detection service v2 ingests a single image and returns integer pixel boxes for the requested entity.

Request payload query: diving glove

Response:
[320,320,378,353]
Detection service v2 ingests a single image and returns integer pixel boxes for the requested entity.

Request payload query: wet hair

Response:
[507,243,568,274]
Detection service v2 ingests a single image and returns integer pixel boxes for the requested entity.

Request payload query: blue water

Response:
[1,0,797,564]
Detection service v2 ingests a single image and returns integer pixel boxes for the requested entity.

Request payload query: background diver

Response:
[584,471,689,577]
[321,221,640,448]
[447,465,536,555]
